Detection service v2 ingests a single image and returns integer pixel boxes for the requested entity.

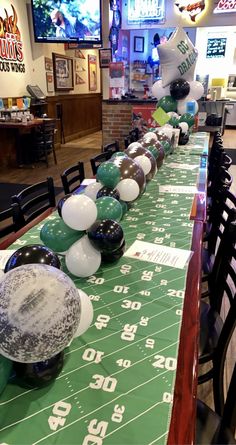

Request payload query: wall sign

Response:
[128,0,165,24]
[214,0,236,13]
[174,0,207,23]
[206,37,227,58]
[0,4,25,74]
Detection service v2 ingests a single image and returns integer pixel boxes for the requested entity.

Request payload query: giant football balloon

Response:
[0,264,80,363]
[157,27,198,87]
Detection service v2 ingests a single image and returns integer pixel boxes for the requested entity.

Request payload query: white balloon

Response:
[66,235,101,278]
[0,264,80,363]
[84,182,103,201]
[74,289,94,337]
[143,131,158,143]
[177,98,199,116]
[157,27,198,87]
[0,270,4,282]
[178,122,189,133]
[151,80,170,100]
[167,112,179,118]
[116,178,140,202]
[127,142,143,150]
[189,80,204,100]
[62,195,97,231]
[134,155,152,175]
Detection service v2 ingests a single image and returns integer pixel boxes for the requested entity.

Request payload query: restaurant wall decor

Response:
[0,3,25,74]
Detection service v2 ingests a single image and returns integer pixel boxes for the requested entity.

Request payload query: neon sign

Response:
[214,0,236,13]
[0,4,25,73]
[128,0,165,24]
[174,0,207,23]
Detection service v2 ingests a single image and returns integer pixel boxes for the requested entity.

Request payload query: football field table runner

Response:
[0,133,208,445]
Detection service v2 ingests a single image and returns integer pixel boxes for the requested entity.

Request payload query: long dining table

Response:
[0,132,208,445]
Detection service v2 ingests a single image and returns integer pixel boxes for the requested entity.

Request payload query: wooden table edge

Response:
[168,220,203,444]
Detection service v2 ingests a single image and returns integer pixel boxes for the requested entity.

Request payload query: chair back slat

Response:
[11,177,55,224]
[61,162,85,195]
[0,203,23,240]
[90,152,112,175]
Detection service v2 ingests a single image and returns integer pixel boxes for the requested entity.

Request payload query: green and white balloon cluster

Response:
[151,27,204,137]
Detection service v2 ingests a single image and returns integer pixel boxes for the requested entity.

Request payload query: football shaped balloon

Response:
[157,27,198,87]
[0,264,80,363]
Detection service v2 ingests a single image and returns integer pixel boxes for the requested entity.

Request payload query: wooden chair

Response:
[61,162,85,194]
[102,141,119,154]
[32,119,57,167]
[0,203,23,240]
[12,177,56,224]
[196,300,236,444]
[90,151,112,176]
[124,128,140,149]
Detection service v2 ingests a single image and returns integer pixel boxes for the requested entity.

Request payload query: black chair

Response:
[196,299,236,444]
[0,203,23,240]
[124,128,140,149]
[90,151,112,176]
[12,177,56,224]
[61,162,85,194]
[32,119,57,167]
[102,141,119,155]
[198,215,236,385]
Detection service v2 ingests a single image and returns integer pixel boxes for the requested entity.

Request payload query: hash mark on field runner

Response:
[147,430,169,445]
[0,341,178,433]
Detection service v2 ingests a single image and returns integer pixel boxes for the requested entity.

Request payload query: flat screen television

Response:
[31,0,102,46]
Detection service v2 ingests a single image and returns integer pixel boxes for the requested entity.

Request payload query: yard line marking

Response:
[31,370,170,445]
[147,431,169,445]
[93,273,185,312]
[103,402,165,440]
[0,341,178,431]
[60,320,180,379]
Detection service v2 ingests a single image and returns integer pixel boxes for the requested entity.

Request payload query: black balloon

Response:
[96,187,120,201]
[102,240,126,263]
[170,78,190,100]
[13,352,64,388]
[178,131,190,145]
[57,194,72,217]
[4,244,61,272]
[87,219,124,253]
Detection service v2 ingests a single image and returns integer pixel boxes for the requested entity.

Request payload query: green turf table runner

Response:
[0,133,208,445]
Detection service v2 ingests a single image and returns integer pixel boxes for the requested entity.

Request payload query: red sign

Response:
[0,4,25,73]
[132,106,159,136]
[214,0,236,12]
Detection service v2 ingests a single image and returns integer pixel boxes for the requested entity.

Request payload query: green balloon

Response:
[146,145,159,160]
[158,96,177,113]
[169,116,179,127]
[111,152,127,159]
[96,161,121,188]
[40,217,84,253]
[120,200,128,218]
[162,141,171,156]
[179,113,195,127]
[0,355,12,394]
[96,197,123,222]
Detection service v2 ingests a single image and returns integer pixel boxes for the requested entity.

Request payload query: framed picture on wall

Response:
[46,72,54,93]
[88,54,97,91]
[99,48,112,68]
[134,36,144,53]
[52,53,74,91]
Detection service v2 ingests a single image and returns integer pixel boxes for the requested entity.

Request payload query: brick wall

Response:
[102,102,132,150]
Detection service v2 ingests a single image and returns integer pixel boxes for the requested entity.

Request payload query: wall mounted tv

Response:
[31,0,102,46]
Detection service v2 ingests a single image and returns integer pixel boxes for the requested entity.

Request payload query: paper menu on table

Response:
[159,185,197,194]
[124,240,192,269]
[0,250,16,270]
[81,179,97,185]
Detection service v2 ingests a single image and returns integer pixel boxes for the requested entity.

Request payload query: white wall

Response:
[0,0,101,98]
[195,26,236,84]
